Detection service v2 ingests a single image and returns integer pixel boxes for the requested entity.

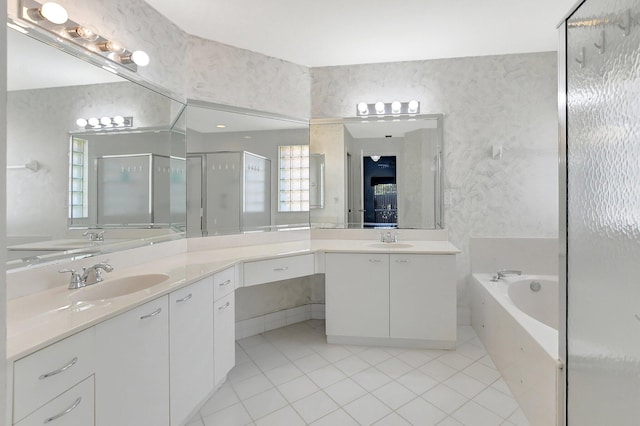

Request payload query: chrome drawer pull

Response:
[273,267,289,271]
[218,302,231,310]
[396,259,410,263]
[369,259,382,263]
[39,357,78,380]
[140,307,162,320]
[176,294,193,303]
[44,397,81,423]
[219,279,232,287]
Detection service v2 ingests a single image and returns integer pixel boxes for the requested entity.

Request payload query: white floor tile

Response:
[310,408,359,426]
[293,353,329,373]
[228,361,262,383]
[473,386,520,419]
[254,405,305,426]
[437,416,465,425]
[457,341,489,361]
[199,382,239,417]
[333,355,370,376]
[478,354,497,369]
[202,402,252,426]
[291,391,339,423]
[419,359,459,382]
[232,373,273,400]
[185,416,204,426]
[423,384,468,414]
[358,347,394,365]
[507,408,531,426]
[490,378,513,396]
[238,334,269,349]
[438,352,476,371]
[313,344,352,363]
[396,368,439,395]
[324,377,368,406]
[373,412,412,425]
[372,381,417,409]
[443,372,488,399]
[263,363,303,386]
[307,364,347,388]
[462,361,501,385]
[395,349,435,368]
[252,351,290,372]
[396,397,447,425]
[277,375,319,403]
[242,388,288,420]
[456,326,477,344]
[451,400,504,426]
[351,366,393,392]
[375,357,413,379]
[343,394,393,426]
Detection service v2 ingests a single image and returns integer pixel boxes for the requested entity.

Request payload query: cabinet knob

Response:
[44,397,82,423]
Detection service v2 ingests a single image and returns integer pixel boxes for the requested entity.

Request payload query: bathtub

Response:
[471,273,562,426]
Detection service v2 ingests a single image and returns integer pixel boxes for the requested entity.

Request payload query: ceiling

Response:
[143,0,575,67]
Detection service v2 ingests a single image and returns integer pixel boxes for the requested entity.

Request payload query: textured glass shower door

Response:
[565,0,640,423]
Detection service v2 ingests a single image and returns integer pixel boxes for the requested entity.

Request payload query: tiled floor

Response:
[186,320,530,426]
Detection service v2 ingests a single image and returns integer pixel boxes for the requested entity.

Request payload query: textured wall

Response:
[566,0,640,423]
[312,53,559,322]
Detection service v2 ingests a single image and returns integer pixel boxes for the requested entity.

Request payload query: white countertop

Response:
[7,239,459,361]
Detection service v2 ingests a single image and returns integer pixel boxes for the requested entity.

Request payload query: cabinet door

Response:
[325,253,389,338]
[95,297,169,426]
[15,376,94,426]
[170,278,214,426]
[390,254,456,342]
[213,292,235,386]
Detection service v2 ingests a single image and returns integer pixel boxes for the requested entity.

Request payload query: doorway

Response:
[363,156,397,227]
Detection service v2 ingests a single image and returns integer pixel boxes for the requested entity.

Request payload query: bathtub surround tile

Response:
[186,321,527,426]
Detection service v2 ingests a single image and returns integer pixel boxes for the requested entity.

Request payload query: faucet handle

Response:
[59,269,84,289]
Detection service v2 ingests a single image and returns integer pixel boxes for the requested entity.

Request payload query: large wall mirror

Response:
[310,115,443,229]
[185,102,311,237]
[6,27,186,269]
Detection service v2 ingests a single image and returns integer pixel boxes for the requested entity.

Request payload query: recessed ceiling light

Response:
[216,124,226,129]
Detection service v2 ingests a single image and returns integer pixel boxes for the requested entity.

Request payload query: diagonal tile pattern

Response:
[186,320,530,426]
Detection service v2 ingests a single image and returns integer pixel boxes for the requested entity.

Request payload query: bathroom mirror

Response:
[6,26,187,269]
[310,114,443,229]
[185,101,310,237]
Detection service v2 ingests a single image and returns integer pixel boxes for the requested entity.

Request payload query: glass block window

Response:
[69,137,88,219]
[278,145,310,212]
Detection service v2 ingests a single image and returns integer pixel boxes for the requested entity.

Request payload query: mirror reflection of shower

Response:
[363,156,397,227]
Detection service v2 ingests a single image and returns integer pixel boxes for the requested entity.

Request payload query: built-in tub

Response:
[471,273,562,426]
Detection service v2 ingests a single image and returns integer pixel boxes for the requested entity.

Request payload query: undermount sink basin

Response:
[69,273,170,302]
[368,243,414,249]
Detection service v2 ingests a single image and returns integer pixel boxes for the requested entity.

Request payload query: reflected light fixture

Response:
[76,115,133,130]
[216,124,226,129]
[356,100,421,117]
[20,0,150,73]
[370,155,381,162]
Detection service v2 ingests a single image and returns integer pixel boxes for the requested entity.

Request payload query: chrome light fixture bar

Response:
[19,0,150,72]
[356,100,420,117]
[76,116,133,130]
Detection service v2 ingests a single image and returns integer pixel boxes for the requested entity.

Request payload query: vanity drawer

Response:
[213,266,235,301]
[15,375,94,426]
[243,254,314,287]
[13,327,95,423]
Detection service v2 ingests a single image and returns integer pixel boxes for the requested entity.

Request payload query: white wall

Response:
[311,52,559,323]
[1,0,8,417]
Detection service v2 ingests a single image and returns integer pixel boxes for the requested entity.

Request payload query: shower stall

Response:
[561,0,640,424]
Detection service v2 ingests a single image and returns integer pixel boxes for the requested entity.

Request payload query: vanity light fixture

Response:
[76,116,133,130]
[216,124,227,129]
[19,0,150,72]
[356,100,421,117]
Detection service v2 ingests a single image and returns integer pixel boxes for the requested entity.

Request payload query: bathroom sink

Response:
[368,243,414,249]
[69,273,170,302]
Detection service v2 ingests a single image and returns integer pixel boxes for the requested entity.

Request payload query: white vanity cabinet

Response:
[95,297,170,426]
[243,253,315,286]
[213,267,236,386]
[12,327,96,425]
[169,277,215,426]
[325,252,456,348]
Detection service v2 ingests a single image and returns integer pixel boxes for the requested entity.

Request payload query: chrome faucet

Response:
[490,269,522,282]
[83,230,105,242]
[60,261,114,289]
[379,231,399,243]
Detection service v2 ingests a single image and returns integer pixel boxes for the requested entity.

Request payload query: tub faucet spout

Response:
[490,269,522,282]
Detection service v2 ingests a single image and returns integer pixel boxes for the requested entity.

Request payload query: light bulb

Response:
[375,102,386,115]
[408,100,419,114]
[371,155,381,162]
[391,101,401,114]
[113,116,125,125]
[357,102,369,115]
[97,40,125,53]
[100,116,112,126]
[131,51,150,67]
[76,118,88,127]
[39,2,68,24]
[88,117,100,127]
[69,25,99,41]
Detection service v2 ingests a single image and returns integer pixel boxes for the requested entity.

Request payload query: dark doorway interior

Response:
[363,156,397,227]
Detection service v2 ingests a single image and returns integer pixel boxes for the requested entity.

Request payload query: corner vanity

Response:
[6,233,458,426]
